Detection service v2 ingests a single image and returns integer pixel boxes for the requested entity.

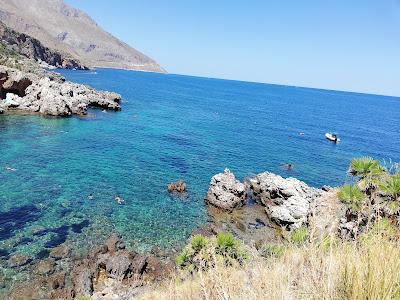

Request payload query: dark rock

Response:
[71,260,95,297]
[321,185,333,192]
[35,259,55,276]
[104,233,125,253]
[8,254,31,267]
[49,272,66,290]
[191,222,219,237]
[167,180,187,194]
[49,244,70,260]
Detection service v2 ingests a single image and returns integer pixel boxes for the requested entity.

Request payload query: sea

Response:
[0,69,399,289]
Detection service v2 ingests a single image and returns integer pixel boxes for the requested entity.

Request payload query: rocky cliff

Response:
[0,0,165,72]
[0,21,87,70]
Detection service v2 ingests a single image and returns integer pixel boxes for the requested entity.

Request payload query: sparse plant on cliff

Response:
[338,184,365,211]
[175,233,248,273]
[215,232,248,265]
[348,157,386,193]
[260,243,285,258]
[290,226,309,245]
[379,175,400,201]
[191,235,208,253]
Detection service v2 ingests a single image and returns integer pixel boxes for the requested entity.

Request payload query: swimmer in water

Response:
[88,193,94,200]
[115,193,124,204]
[5,166,17,172]
[281,163,293,171]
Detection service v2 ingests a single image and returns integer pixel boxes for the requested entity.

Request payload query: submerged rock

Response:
[248,172,324,229]
[205,168,246,211]
[8,254,31,267]
[49,244,71,260]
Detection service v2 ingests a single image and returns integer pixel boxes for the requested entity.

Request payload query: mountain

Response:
[0,0,165,72]
[0,21,87,69]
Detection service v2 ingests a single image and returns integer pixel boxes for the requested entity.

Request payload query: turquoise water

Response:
[0,69,399,266]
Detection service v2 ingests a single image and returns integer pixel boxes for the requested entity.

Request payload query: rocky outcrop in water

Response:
[0,65,121,116]
[205,168,246,211]
[248,172,325,229]
[168,180,187,195]
[205,169,327,230]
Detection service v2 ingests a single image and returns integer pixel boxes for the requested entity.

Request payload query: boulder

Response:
[167,180,187,194]
[248,172,324,229]
[49,244,71,260]
[35,259,56,276]
[8,254,31,267]
[205,168,246,211]
[2,93,21,107]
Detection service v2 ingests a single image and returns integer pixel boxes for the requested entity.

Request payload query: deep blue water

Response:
[0,69,399,265]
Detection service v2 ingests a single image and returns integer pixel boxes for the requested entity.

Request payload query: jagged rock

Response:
[71,260,95,297]
[49,244,71,260]
[35,259,56,276]
[104,233,125,254]
[167,180,187,194]
[8,254,31,267]
[2,92,21,107]
[0,65,121,116]
[248,172,324,229]
[205,168,246,211]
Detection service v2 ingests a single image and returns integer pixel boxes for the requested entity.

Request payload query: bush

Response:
[191,235,208,253]
[175,233,248,272]
[291,226,308,245]
[261,243,285,258]
[338,184,365,211]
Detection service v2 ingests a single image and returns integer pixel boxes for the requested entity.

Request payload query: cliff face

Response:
[0,0,165,72]
[0,21,87,70]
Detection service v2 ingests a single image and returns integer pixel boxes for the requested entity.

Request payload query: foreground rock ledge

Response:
[0,65,121,116]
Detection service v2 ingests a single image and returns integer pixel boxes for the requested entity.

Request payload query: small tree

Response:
[338,185,365,211]
[379,175,400,202]
[348,157,386,194]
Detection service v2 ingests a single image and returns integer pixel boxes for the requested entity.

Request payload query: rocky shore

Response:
[0,65,121,116]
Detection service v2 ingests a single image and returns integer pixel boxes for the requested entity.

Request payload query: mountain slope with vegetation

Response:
[0,21,87,69]
[0,0,165,72]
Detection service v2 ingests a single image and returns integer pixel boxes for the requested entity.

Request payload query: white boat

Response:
[325,133,340,143]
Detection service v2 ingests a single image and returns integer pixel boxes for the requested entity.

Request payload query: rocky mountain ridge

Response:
[0,21,87,70]
[0,0,165,72]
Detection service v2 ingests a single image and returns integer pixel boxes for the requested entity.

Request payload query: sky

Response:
[66,1,400,97]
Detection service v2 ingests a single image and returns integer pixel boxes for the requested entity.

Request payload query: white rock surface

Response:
[205,168,246,211]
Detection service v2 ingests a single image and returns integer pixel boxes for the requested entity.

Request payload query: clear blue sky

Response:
[66,1,400,97]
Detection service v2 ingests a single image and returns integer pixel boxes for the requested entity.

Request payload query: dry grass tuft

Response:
[138,226,400,300]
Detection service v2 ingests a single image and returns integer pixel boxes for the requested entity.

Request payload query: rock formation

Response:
[168,180,187,194]
[0,21,87,70]
[0,65,121,116]
[0,0,165,72]
[205,168,246,211]
[248,172,325,229]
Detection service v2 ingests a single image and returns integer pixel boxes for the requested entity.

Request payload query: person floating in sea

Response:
[282,163,294,171]
[5,166,17,172]
[88,193,94,200]
[115,193,124,204]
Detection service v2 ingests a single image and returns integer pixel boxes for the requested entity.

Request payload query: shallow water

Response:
[0,69,399,290]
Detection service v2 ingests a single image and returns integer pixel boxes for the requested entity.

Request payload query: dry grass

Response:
[138,227,400,300]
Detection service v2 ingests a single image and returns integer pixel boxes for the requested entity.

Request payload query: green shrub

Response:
[338,185,365,211]
[75,296,92,300]
[175,248,191,268]
[176,233,248,272]
[261,243,285,258]
[191,235,208,253]
[291,226,309,245]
